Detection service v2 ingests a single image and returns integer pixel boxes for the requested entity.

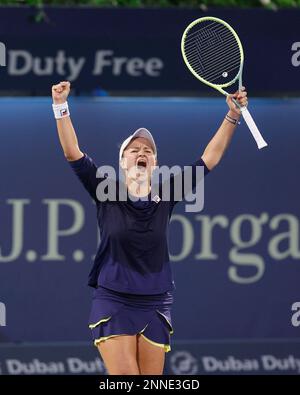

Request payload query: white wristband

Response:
[52,101,70,119]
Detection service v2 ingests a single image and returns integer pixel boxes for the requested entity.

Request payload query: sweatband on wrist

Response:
[52,102,70,119]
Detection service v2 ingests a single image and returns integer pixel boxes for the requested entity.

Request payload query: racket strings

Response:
[184,26,234,56]
[184,21,228,42]
[186,41,240,67]
[194,38,205,70]
[186,41,240,82]
[184,26,233,50]
[184,30,240,64]
[194,61,240,84]
[184,36,237,67]
[195,61,241,84]
[183,21,241,84]
[188,50,240,79]
[184,30,236,58]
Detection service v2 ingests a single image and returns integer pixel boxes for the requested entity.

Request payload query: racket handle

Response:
[231,98,268,149]
[240,107,268,149]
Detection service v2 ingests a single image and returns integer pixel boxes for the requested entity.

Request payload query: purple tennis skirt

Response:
[88,286,174,352]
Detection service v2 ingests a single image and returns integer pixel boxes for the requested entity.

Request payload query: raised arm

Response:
[52,81,84,162]
[201,88,248,171]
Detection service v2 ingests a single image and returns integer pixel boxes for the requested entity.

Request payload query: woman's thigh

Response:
[97,335,140,375]
[137,334,165,375]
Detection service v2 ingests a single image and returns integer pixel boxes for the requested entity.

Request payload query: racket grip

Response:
[241,107,268,150]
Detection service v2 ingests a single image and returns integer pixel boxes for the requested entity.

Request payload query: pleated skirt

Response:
[89,285,174,352]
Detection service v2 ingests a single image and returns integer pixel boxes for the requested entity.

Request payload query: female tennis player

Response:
[52,81,248,375]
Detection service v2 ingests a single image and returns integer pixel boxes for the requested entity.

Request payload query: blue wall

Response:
[0,97,299,349]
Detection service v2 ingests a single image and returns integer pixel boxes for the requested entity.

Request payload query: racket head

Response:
[181,16,244,92]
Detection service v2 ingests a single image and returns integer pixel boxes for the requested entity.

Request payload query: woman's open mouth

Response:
[136,158,147,170]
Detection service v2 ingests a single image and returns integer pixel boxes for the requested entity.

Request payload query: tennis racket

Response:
[181,16,267,150]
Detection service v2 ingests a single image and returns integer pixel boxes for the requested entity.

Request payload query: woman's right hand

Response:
[52,81,71,104]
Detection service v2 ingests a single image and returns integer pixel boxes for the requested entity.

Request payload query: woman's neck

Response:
[127,180,151,198]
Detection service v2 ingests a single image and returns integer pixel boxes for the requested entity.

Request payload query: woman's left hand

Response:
[226,86,248,116]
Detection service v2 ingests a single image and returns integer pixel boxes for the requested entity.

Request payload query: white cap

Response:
[119,128,157,162]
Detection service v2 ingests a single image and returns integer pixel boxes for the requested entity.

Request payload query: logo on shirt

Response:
[60,109,68,116]
[152,195,161,204]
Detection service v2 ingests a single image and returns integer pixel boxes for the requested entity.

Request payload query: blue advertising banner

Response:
[0,7,299,94]
[0,97,299,374]
[0,340,299,375]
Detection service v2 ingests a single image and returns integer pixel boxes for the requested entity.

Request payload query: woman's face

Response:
[121,137,157,184]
